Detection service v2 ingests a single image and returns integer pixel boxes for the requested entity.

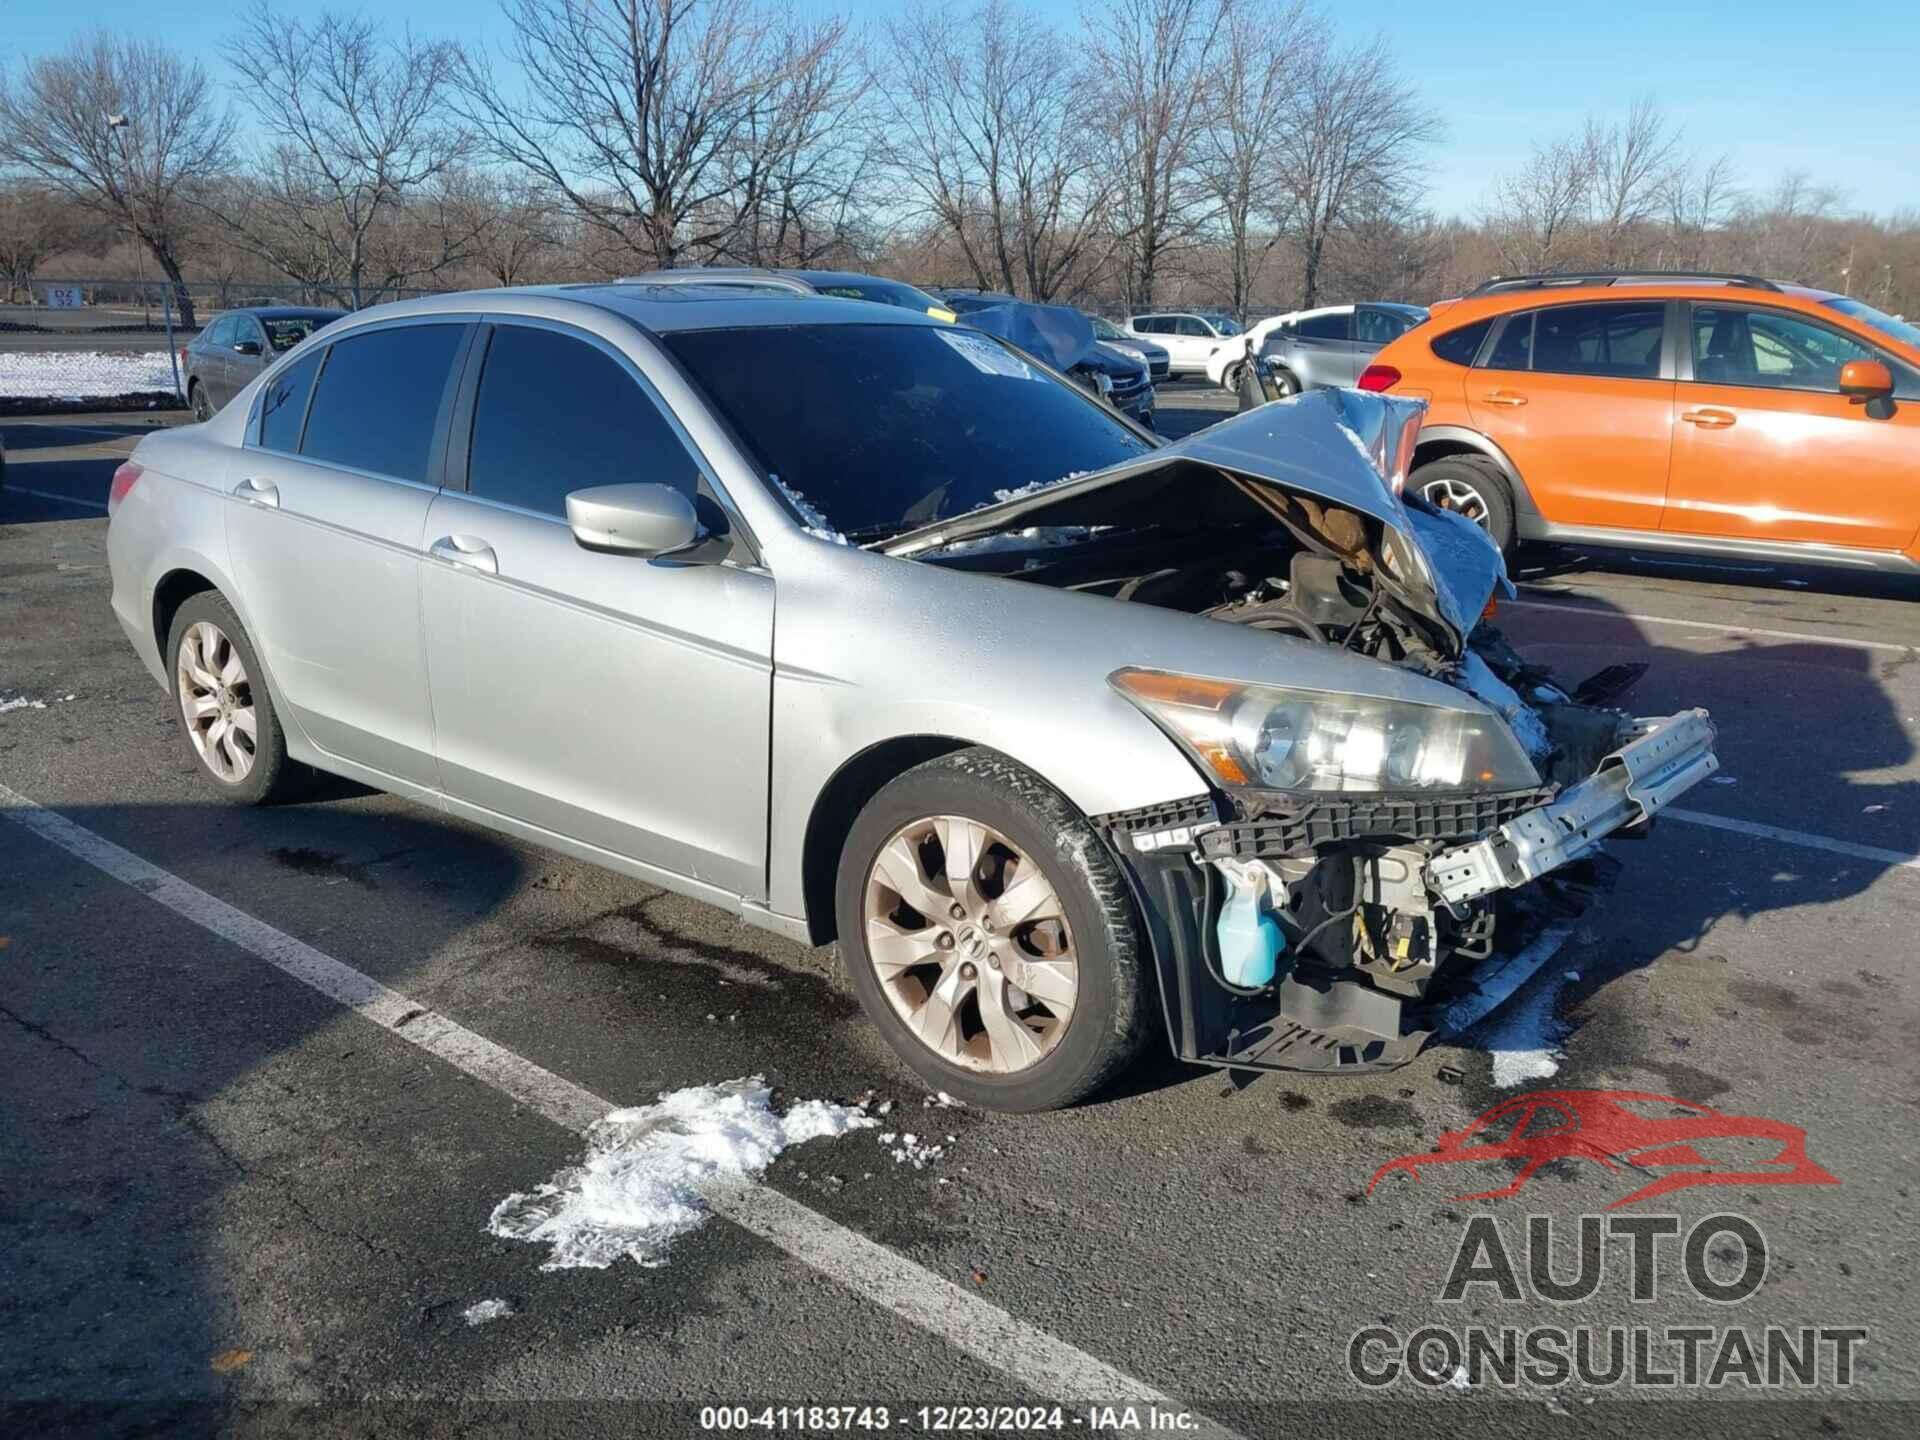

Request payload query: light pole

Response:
[105,113,147,327]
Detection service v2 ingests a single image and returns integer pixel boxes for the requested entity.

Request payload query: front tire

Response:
[835,748,1149,1112]
[167,592,303,804]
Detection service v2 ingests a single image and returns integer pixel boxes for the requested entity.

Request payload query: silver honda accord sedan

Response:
[106,285,1719,1111]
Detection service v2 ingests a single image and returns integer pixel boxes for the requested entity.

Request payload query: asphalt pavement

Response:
[3,390,1918,1437]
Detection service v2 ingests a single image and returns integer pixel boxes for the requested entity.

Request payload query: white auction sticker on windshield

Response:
[937,329,1039,380]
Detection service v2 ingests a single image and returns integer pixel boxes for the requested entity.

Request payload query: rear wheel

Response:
[167,592,303,804]
[1411,454,1517,551]
[835,748,1149,1112]
[189,381,212,423]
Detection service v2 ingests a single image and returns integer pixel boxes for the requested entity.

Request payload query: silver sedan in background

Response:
[106,285,1717,1111]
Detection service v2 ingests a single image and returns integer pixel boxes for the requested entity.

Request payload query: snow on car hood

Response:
[882,389,1512,657]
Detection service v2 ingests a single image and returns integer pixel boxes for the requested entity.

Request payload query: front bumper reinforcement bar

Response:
[1426,708,1718,905]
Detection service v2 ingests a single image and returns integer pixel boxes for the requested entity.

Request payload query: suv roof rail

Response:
[1468,271,1783,296]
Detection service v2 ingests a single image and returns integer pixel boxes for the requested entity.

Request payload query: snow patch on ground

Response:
[462,1299,513,1326]
[1479,965,1577,1088]
[1456,651,1551,760]
[0,350,178,400]
[487,1077,875,1270]
[876,1130,948,1169]
[1,694,76,713]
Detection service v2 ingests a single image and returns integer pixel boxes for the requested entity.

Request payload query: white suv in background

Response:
[1124,312,1242,376]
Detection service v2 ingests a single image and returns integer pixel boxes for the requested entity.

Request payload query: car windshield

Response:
[1823,296,1920,349]
[663,322,1153,538]
[1090,315,1126,341]
[263,315,335,351]
[1209,316,1243,336]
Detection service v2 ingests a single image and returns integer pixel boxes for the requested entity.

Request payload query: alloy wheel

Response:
[1421,474,1492,529]
[862,814,1079,1074]
[176,620,257,782]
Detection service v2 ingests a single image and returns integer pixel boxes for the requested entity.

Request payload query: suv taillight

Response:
[1357,364,1401,392]
[108,461,143,517]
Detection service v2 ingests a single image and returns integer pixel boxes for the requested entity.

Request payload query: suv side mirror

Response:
[233,338,263,357]
[566,483,702,557]
[1839,359,1894,404]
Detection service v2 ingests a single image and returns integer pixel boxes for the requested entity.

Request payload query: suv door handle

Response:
[1680,408,1737,429]
[1481,390,1528,407]
[429,534,498,576]
[232,478,279,507]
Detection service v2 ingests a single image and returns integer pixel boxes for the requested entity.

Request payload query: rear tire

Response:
[189,381,212,423]
[835,748,1149,1112]
[166,591,304,804]
[1410,454,1517,552]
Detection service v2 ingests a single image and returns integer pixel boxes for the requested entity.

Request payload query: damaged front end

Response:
[887,390,1720,1074]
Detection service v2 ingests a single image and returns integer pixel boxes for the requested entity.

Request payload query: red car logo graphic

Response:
[1368,1089,1839,1210]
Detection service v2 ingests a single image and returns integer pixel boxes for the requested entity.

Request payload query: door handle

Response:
[1481,390,1528,407]
[232,478,279,507]
[1680,408,1737,429]
[429,534,498,576]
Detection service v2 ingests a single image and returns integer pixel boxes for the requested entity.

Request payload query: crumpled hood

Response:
[882,388,1513,657]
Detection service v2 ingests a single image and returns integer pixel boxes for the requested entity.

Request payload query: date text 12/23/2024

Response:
[699,1406,1201,1432]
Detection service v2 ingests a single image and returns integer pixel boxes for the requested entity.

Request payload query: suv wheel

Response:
[1411,454,1516,551]
[835,748,1149,1112]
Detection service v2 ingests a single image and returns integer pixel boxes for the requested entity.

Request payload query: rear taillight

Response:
[178,346,189,371]
[1357,364,1401,392]
[108,461,143,517]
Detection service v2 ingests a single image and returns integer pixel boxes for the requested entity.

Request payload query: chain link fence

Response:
[0,278,450,410]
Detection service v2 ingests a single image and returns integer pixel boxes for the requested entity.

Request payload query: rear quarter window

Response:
[1430,318,1492,366]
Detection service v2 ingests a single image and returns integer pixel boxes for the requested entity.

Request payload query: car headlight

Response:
[1110,668,1540,793]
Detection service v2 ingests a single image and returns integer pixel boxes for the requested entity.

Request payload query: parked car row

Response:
[112,278,1721,1110]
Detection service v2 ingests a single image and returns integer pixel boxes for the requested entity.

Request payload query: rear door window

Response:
[1530,302,1665,379]
[298,324,466,483]
[1175,316,1212,338]
[1296,311,1352,341]
[202,316,236,348]
[465,324,701,517]
[257,349,322,452]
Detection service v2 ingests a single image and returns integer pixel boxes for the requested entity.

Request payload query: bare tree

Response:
[455,0,854,269]
[1083,0,1228,309]
[0,181,87,301]
[1200,0,1318,322]
[0,35,232,323]
[875,0,1115,299]
[1588,97,1682,266]
[1276,35,1438,307]
[444,171,566,286]
[1483,130,1598,273]
[220,3,468,307]
[1659,151,1740,269]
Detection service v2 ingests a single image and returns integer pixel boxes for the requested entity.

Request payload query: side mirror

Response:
[565,483,702,557]
[233,339,263,357]
[1839,358,1894,405]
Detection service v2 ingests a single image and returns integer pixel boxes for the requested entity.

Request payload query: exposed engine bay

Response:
[884,394,1718,1074]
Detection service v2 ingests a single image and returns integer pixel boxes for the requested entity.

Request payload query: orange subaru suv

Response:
[1359,273,1920,571]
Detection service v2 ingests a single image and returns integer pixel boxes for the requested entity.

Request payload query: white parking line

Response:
[1505,598,1913,655]
[1667,808,1920,871]
[0,780,1240,1434]
[3,486,107,513]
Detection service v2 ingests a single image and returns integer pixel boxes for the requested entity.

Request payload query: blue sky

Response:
[8,0,1917,219]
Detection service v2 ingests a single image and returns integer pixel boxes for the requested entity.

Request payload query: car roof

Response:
[223,306,344,319]
[1418,278,1854,329]
[300,283,947,336]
